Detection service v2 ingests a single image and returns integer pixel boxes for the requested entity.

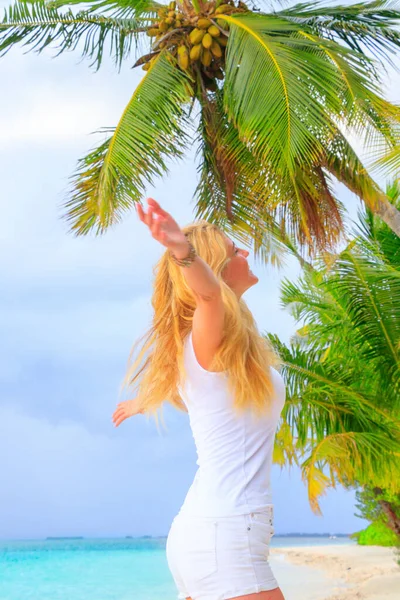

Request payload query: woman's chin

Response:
[249,270,259,283]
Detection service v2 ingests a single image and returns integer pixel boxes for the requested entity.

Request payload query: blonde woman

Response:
[112,197,286,600]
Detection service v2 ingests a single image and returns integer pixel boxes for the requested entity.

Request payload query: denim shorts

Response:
[166,506,279,600]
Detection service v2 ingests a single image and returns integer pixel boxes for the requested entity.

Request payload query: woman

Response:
[112,197,286,600]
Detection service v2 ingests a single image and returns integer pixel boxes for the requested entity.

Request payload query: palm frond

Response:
[193,82,350,262]
[60,51,194,234]
[269,206,400,512]
[193,86,292,267]
[273,421,299,467]
[320,127,400,237]
[22,0,160,18]
[302,430,400,513]
[277,0,400,71]
[0,0,157,70]
[213,11,400,250]
[373,141,400,176]
[328,249,400,394]
[269,331,400,513]
[274,339,393,433]
[323,128,387,212]
[221,12,347,167]
[278,232,400,402]
[352,184,400,267]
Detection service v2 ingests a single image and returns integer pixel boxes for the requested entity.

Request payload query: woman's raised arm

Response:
[137,197,221,300]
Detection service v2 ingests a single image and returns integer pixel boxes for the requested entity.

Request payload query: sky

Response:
[0,0,398,540]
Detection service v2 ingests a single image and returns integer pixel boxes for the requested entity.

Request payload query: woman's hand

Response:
[136,197,188,254]
[112,400,143,427]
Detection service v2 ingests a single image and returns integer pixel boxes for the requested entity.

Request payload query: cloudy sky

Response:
[1,0,398,540]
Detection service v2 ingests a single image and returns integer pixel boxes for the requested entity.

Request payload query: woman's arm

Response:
[137,197,225,372]
[137,197,221,299]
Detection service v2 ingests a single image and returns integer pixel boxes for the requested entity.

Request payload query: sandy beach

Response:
[270,543,400,600]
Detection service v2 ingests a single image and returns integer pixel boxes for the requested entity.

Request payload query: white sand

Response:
[269,543,400,600]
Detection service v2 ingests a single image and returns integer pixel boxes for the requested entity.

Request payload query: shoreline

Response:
[270,543,400,599]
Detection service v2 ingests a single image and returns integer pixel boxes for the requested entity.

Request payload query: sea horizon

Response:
[0,532,355,542]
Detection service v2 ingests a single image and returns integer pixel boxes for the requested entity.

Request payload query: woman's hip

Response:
[166,507,275,578]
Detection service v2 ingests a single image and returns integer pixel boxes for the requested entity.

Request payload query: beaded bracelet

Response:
[170,239,197,267]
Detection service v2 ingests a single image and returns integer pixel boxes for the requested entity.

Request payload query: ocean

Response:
[0,536,356,600]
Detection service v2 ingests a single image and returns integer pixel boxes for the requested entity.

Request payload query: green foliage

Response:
[269,185,400,514]
[0,0,158,71]
[355,485,400,524]
[61,50,195,234]
[278,0,400,72]
[353,484,400,547]
[351,521,399,546]
[193,86,292,267]
[218,8,400,250]
[1,0,400,253]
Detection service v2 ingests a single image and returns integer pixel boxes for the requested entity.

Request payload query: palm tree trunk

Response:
[278,229,315,271]
[375,196,400,237]
[372,487,400,538]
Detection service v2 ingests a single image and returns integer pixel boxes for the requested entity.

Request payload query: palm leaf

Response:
[269,333,400,513]
[302,430,400,513]
[321,127,400,236]
[193,82,350,262]
[0,0,156,70]
[272,338,394,437]
[277,0,400,71]
[221,12,348,167]
[44,0,161,13]
[328,250,400,394]
[267,204,400,510]
[323,128,387,211]
[193,85,293,267]
[215,11,400,247]
[273,421,299,467]
[353,181,400,267]
[20,0,161,17]
[60,50,194,234]
[279,234,400,401]
[373,140,400,176]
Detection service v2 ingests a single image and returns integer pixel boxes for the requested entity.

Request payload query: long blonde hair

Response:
[119,220,282,429]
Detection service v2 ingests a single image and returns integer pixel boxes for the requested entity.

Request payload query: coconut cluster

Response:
[141,1,248,91]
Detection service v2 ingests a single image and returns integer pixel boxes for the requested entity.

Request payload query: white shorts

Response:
[166,506,279,600]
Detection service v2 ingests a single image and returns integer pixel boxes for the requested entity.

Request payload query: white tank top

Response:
[177,330,286,517]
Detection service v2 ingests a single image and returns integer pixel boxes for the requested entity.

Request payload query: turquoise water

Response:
[0,537,356,600]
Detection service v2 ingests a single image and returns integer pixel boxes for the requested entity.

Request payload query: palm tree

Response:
[269,182,400,525]
[2,0,400,259]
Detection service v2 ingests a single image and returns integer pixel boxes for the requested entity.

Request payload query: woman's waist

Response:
[176,503,274,522]
[177,491,274,518]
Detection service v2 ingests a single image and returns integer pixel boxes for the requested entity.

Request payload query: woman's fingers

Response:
[147,206,154,229]
[136,198,171,235]
[112,407,126,421]
[136,202,146,223]
[112,408,125,419]
[112,412,127,427]
[136,201,158,231]
[136,202,152,227]
[147,197,169,218]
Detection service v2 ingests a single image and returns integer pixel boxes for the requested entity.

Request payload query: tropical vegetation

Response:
[351,486,400,549]
[1,0,400,259]
[270,182,400,547]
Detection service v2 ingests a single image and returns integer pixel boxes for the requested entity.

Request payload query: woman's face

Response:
[221,236,259,297]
